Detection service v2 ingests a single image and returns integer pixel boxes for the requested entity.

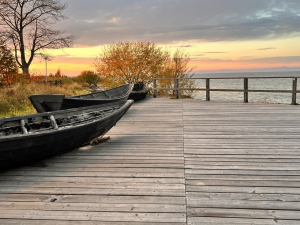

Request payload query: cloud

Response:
[174,45,195,48]
[239,56,256,60]
[108,17,121,24]
[257,47,277,50]
[33,55,95,64]
[248,56,300,63]
[194,55,300,64]
[56,0,300,46]
[192,54,205,57]
[73,44,95,48]
[195,67,300,74]
[201,52,228,53]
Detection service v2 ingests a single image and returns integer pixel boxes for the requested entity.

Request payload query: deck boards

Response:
[1,97,300,224]
[183,99,300,225]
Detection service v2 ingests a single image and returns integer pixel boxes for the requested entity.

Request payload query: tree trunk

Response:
[22,65,29,74]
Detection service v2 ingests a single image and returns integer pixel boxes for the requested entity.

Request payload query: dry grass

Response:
[0,82,89,118]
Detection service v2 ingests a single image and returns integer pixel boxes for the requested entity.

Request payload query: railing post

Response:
[292,78,297,105]
[206,78,210,101]
[153,79,157,98]
[244,78,248,103]
[175,78,179,99]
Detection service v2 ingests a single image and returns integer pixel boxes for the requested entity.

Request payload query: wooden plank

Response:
[0,181,185,190]
[0,202,186,213]
[185,147,300,152]
[187,208,300,220]
[66,152,184,157]
[0,210,186,222]
[21,167,183,173]
[184,165,300,171]
[185,174,300,181]
[0,187,186,196]
[83,146,184,150]
[1,170,184,178]
[185,161,300,167]
[2,163,184,168]
[0,219,186,225]
[184,134,300,139]
[184,150,300,155]
[184,156,300,160]
[185,139,300,144]
[0,176,185,184]
[48,155,184,160]
[186,179,300,187]
[188,217,300,225]
[186,192,300,202]
[186,185,300,194]
[184,126,300,132]
[183,120,300,125]
[184,169,300,176]
[15,159,184,165]
[0,194,186,204]
[187,199,300,210]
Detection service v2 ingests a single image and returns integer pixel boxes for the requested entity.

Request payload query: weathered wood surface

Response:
[1,98,300,224]
[0,98,185,224]
[183,99,300,225]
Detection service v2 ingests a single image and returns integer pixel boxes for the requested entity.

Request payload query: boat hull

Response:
[128,82,149,101]
[0,100,133,171]
[129,89,149,101]
[61,94,130,110]
[29,94,65,113]
[29,84,134,113]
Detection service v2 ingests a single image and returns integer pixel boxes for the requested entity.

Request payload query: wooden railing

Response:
[153,77,300,105]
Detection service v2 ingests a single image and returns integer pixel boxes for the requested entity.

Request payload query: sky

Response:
[30,0,300,76]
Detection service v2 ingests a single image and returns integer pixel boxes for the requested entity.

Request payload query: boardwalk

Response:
[0,98,300,224]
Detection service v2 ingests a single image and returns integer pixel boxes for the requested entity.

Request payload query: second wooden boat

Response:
[29,83,134,113]
[0,100,133,171]
[129,82,149,101]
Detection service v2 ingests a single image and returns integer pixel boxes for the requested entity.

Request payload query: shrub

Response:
[76,70,100,85]
[0,82,89,117]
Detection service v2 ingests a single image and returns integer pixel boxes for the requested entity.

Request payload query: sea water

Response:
[191,71,300,104]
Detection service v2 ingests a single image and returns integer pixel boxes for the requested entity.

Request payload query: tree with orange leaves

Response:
[94,41,195,97]
[158,47,195,97]
[0,39,18,86]
[93,41,169,88]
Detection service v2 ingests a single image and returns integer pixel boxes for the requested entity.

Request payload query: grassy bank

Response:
[0,82,89,118]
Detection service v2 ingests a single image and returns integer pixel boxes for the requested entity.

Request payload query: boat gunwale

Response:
[67,83,134,100]
[130,88,149,94]
[1,100,129,121]
[0,100,133,140]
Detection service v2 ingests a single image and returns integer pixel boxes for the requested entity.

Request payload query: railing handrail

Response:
[154,76,300,80]
[153,77,298,105]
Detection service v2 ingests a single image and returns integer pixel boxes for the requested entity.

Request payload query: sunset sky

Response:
[30,0,300,76]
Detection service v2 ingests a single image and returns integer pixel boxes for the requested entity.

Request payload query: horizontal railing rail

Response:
[153,77,300,105]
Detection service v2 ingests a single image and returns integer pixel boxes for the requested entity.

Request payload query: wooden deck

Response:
[1,98,300,224]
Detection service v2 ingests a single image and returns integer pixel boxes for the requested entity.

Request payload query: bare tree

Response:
[0,0,77,73]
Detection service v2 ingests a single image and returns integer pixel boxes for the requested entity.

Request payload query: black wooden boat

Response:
[29,83,134,113]
[0,100,133,171]
[129,82,149,101]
